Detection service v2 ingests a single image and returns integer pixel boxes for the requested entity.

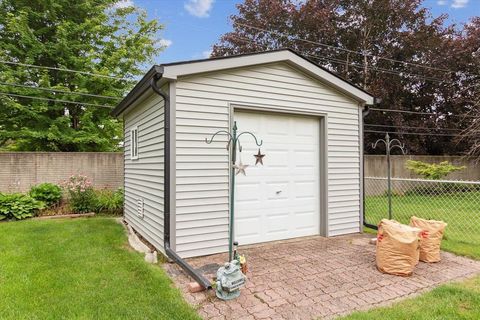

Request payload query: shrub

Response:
[62,174,96,213]
[406,160,466,180]
[94,188,124,215]
[0,193,45,220]
[29,183,62,207]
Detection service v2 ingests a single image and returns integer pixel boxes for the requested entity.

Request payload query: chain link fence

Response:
[364,177,480,248]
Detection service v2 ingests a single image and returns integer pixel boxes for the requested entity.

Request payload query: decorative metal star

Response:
[233,161,249,176]
[253,149,265,166]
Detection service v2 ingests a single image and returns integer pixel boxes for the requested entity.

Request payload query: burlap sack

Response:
[410,216,447,263]
[376,219,422,276]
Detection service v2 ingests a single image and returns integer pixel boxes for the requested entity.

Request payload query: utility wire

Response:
[184,20,474,79]
[233,22,480,78]
[217,37,452,84]
[306,53,448,83]
[0,60,136,81]
[364,123,465,132]
[0,82,121,100]
[215,40,476,119]
[364,129,474,137]
[0,92,114,109]
[369,107,478,118]
[124,20,471,85]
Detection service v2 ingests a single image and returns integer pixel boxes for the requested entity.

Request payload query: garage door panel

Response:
[292,168,318,176]
[236,183,262,202]
[236,218,261,239]
[294,151,316,167]
[294,181,316,198]
[265,118,289,135]
[235,111,320,245]
[294,211,318,231]
[262,150,288,167]
[265,182,289,199]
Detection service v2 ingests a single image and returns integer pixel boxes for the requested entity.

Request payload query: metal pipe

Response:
[150,73,212,290]
[386,133,392,220]
[228,122,237,261]
[362,106,376,229]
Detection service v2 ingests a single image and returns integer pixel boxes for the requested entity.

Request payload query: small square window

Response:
[130,127,138,160]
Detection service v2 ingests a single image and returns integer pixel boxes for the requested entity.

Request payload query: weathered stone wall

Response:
[0,152,123,192]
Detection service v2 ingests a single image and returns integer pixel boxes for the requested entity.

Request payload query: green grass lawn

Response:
[0,218,200,320]
[2,214,480,320]
[342,276,480,319]
[365,192,480,258]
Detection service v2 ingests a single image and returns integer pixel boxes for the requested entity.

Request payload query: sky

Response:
[117,0,480,65]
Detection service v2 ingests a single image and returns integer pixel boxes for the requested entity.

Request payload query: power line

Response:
[364,129,473,137]
[233,22,480,78]
[216,40,476,119]
[185,20,477,80]
[0,92,114,109]
[305,53,448,83]
[369,107,478,118]
[364,123,465,132]
[169,23,472,85]
[0,60,136,81]
[215,37,478,123]
[0,82,121,100]
[217,37,452,84]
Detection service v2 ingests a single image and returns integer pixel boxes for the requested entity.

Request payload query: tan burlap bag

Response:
[376,219,422,276]
[410,216,447,263]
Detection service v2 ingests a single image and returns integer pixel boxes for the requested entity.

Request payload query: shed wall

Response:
[123,91,165,253]
[174,62,361,258]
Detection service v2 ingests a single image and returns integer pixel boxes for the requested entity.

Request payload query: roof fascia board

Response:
[111,66,165,117]
[285,55,374,105]
[161,51,290,80]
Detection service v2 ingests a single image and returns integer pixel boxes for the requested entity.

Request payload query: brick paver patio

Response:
[164,234,480,319]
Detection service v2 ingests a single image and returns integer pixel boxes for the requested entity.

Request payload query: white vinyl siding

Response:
[174,62,361,258]
[123,91,165,254]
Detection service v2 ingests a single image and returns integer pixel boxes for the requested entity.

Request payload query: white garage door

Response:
[234,111,320,245]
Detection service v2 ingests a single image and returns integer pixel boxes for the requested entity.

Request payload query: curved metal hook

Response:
[390,144,406,155]
[205,130,233,144]
[389,139,403,147]
[235,131,263,146]
[372,139,386,149]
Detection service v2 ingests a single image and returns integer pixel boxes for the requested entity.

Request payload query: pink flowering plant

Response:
[62,174,95,213]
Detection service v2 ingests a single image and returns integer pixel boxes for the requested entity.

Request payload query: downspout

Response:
[363,98,380,230]
[150,73,212,290]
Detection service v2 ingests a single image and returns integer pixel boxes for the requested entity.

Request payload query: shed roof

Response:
[112,49,375,117]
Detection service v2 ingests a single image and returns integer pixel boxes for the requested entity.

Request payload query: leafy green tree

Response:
[0,0,164,151]
[406,160,466,180]
[212,0,480,156]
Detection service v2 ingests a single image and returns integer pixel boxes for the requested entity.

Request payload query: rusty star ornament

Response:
[233,161,249,176]
[254,149,265,166]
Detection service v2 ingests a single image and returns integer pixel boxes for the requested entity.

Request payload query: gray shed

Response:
[112,49,375,264]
